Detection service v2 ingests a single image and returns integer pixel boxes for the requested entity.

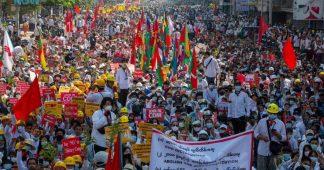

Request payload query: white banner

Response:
[150,129,254,170]
[293,0,324,20]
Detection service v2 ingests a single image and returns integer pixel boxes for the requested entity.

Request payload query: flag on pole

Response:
[83,8,89,37]
[38,38,47,70]
[90,5,99,29]
[13,77,41,123]
[111,132,122,170]
[282,37,297,71]
[258,16,268,46]
[2,31,14,71]
[190,48,197,89]
[130,37,136,65]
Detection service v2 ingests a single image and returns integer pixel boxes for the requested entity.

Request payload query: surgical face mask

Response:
[304,151,310,156]
[235,86,241,92]
[10,157,17,163]
[200,104,207,109]
[129,122,134,127]
[25,145,31,151]
[311,144,318,150]
[206,123,213,129]
[269,114,277,120]
[3,163,12,169]
[17,126,24,132]
[282,154,291,161]
[172,126,179,131]
[310,157,318,162]
[194,127,201,132]
[104,105,112,111]
[131,135,137,142]
[142,165,149,170]
[179,122,185,128]
[306,135,313,141]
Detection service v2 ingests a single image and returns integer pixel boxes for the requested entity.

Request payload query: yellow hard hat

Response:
[267,103,279,114]
[64,156,75,166]
[320,72,324,76]
[119,115,129,123]
[0,128,4,135]
[77,110,84,118]
[74,81,83,86]
[100,74,107,81]
[72,155,82,164]
[15,143,22,150]
[120,107,128,113]
[94,79,106,87]
[1,116,10,121]
[54,161,67,169]
[74,73,81,79]
[24,139,33,146]
[294,79,301,84]
[107,75,115,82]
[114,92,119,99]
[55,114,63,119]
[51,85,57,91]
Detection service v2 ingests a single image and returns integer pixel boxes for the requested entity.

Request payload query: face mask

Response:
[286,123,292,128]
[172,126,179,131]
[235,86,241,92]
[304,151,310,156]
[282,154,291,161]
[303,165,310,170]
[25,145,31,151]
[200,104,207,109]
[310,157,318,162]
[43,161,49,167]
[167,98,172,103]
[3,164,12,169]
[152,97,157,101]
[129,122,134,127]
[33,137,39,141]
[104,105,112,111]
[16,95,21,98]
[311,144,318,150]
[306,135,313,142]
[75,163,80,169]
[206,123,213,129]
[142,165,149,170]
[6,90,10,95]
[269,114,277,120]
[156,92,161,96]
[17,126,24,132]
[179,122,185,128]
[194,127,201,132]
[131,135,137,142]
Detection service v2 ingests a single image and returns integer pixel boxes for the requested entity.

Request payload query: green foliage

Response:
[39,143,57,162]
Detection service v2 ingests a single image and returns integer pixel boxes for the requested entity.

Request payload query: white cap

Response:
[269,67,274,71]
[222,81,230,86]
[198,130,208,136]
[94,151,108,166]
[219,124,228,129]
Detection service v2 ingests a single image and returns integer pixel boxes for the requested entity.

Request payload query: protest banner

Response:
[145,108,165,122]
[41,114,57,127]
[44,101,59,115]
[85,102,100,117]
[132,144,151,163]
[16,81,30,95]
[0,84,7,94]
[150,129,253,170]
[62,137,82,158]
[58,86,70,94]
[42,87,56,101]
[105,123,131,144]
[133,69,143,79]
[61,92,78,105]
[72,96,85,112]
[8,98,18,105]
[64,103,78,118]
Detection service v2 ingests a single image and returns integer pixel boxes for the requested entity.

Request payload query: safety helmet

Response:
[64,156,75,166]
[267,103,279,114]
[114,92,119,99]
[120,107,128,114]
[74,73,80,79]
[74,81,83,86]
[119,115,129,123]
[100,74,107,81]
[294,79,301,84]
[54,161,67,169]
[72,155,82,164]
[107,75,115,82]
[94,79,106,87]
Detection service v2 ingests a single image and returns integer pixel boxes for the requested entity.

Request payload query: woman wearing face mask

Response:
[122,147,137,170]
[204,119,220,140]
[190,120,202,141]
[91,97,117,153]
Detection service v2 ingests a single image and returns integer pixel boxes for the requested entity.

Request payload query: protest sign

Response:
[41,114,56,127]
[61,92,78,105]
[58,86,70,94]
[64,103,78,118]
[0,84,7,95]
[105,124,131,144]
[145,108,164,121]
[72,96,85,112]
[44,101,59,115]
[62,137,81,158]
[132,144,151,163]
[42,87,55,101]
[8,98,18,105]
[150,129,253,170]
[85,102,100,117]
[133,69,143,79]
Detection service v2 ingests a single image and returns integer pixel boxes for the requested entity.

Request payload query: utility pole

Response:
[269,0,272,25]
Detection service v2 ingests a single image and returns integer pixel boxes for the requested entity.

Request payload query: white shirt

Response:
[91,109,117,147]
[228,91,250,118]
[203,56,220,78]
[203,88,218,104]
[254,117,286,156]
[116,68,130,89]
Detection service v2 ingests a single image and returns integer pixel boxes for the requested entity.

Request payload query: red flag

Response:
[195,25,200,38]
[105,145,112,170]
[258,16,268,46]
[140,10,145,26]
[282,37,297,71]
[191,48,198,89]
[151,46,159,70]
[13,77,41,122]
[180,26,185,43]
[90,5,99,29]
[111,133,121,170]
[130,37,136,65]
[83,8,89,37]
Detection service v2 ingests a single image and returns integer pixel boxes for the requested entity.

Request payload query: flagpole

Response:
[119,131,123,170]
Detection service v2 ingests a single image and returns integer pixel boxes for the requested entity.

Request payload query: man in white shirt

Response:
[255,103,286,170]
[116,63,131,106]
[228,82,250,134]
[203,51,220,85]
[86,79,113,104]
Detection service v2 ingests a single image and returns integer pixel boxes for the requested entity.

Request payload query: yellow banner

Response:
[84,102,100,117]
[72,97,85,112]
[132,144,151,163]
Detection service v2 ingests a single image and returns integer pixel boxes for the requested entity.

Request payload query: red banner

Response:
[0,84,7,95]
[8,98,18,105]
[145,108,165,121]
[41,114,57,127]
[16,81,30,95]
[133,69,143,79]
[62,137,81,158]
[42,87,56,101]
[61,92,78,105]
[64,103,78,118]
